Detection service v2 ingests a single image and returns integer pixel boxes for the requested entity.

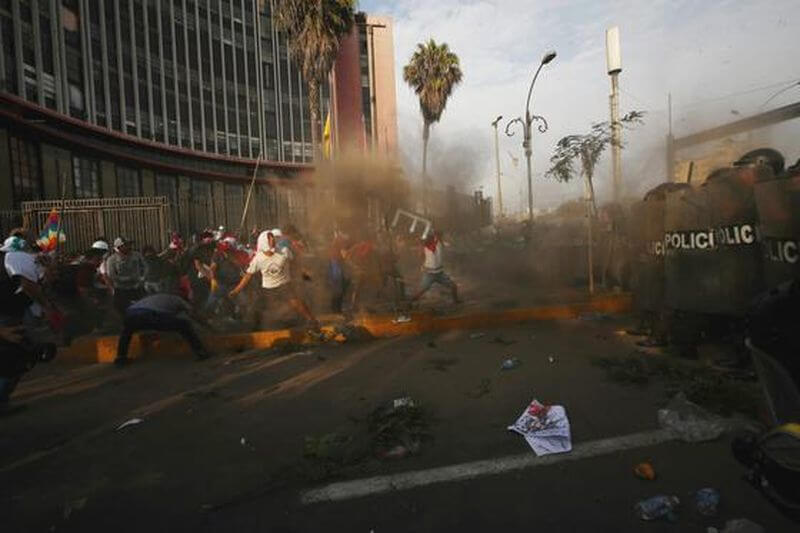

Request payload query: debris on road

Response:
[393,397,415,409]
[634,495,680,522]
[709,518,765,533]
[592,354,761,418]
[466,378,491,399]
[694,487,720,516]
[427,357,459,372]
[658,392,729,442]
[469,332,486,339]
[380,443,419,460]
[508,399,571,456]
[634,461,656,480]
[116,418,144,431]
[491,335,516,345]
[392,315,412,324]
[63,497,87,520]
[369,398,431,461]
[548,355,555,364]
[501,357,521,370]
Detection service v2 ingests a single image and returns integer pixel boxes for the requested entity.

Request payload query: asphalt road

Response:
[2,316,795,532]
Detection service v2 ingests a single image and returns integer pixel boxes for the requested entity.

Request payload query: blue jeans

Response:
[204,283,235,315]
[419,270,455,292]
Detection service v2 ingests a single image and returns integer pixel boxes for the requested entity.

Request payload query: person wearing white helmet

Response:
[105,237,147,316]
[229,230,319,331]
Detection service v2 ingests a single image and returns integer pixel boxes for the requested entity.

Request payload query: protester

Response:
[50,247,108,338]
[114,292,212,367]
[203,238,243,318]
[377,229,406,311]
[142,244,177,294]
[327,229,352,314]
[187,231,216,309]
[343,233,381,314]
[105,237,147,315]
[229,230,320,331]
[410,230,461,305]
[1,235,58,414]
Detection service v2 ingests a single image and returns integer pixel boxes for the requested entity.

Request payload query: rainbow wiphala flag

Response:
[36,208,66,252]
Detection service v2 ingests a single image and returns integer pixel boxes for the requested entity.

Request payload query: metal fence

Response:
[21,197,170,254]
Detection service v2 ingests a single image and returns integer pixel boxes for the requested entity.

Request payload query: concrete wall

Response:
[333,26,366,155]
[366,15,399,161]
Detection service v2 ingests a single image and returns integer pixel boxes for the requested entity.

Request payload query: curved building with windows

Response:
[0,1,398,243]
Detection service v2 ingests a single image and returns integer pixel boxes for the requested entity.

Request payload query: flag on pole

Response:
[36,208,66,252]
[322,110,332,159]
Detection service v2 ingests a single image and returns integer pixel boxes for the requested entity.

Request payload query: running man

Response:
[410,230,461,305]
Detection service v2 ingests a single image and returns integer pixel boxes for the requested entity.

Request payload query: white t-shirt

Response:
[423,241,444,273]
[246,250,290,289]
[4,251,43,316]
[3,251,43,282]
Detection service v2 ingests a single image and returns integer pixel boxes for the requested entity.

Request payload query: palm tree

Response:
[273,0,356,161]
[403,39,463,202]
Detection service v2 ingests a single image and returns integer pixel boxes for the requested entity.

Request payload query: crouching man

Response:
[114,292,212,367]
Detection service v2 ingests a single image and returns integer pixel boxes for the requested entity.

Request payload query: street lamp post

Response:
[505,50,556,223]
[491,115,503,219]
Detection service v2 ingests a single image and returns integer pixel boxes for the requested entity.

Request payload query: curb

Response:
[58,293,632,364]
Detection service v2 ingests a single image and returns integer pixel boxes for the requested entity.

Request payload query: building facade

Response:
[0,1,398,242]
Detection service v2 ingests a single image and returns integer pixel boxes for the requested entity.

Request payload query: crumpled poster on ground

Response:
[508,399,572,456]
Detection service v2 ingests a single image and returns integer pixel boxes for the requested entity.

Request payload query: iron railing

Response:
[21,197,170,253]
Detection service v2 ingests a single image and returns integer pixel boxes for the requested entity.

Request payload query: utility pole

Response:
[606,26,622,203]
[666,92,675,182]
[491,115,503,219]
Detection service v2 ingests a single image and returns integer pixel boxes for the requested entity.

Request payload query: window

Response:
[8,136,42,205]
[155,173,177,203]
[72,157,101,198]
[116,166,141,197]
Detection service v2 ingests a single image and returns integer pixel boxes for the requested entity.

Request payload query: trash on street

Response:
[393,397,415,409]
[508,399,571,456]
[116,418,144,431]
[501,357,521,370]
[634,461,656,480]
[658,392,730,442]
[635,495,680,521]
[694,487,720,516]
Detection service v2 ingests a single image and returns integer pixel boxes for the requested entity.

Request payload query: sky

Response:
[360,0,800,212]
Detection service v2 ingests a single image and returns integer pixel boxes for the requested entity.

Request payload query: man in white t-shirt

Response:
[228,230,318,330]
[410,230,461,305]
[1,235,58,414]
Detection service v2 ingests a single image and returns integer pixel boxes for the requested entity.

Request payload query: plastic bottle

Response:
[635,495,680,521]
[501,357,521,370]
[695,488,720,516]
